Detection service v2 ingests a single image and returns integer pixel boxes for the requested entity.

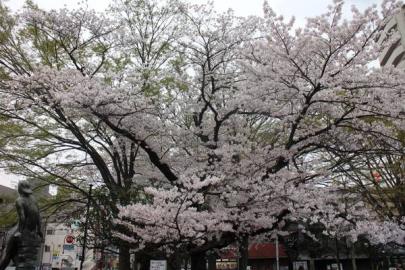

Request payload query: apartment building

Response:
[40,222,102,270]
[41,222,120,270]
[41,223,80,270]
[377,4,405,68]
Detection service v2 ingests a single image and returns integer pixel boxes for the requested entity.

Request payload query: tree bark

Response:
[335,237,342,270]
[238,236,249,270]
[351,247,357,270]
[137,251,151,270]
[207,252,217,270]
[191,251,206,270]
[184,257,190,270]
[131,252,137,270]
[168,252,183,270]
[309,259,315,270]
[119,244,131,270]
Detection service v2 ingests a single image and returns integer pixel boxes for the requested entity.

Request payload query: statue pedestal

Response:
[14,232,41,270]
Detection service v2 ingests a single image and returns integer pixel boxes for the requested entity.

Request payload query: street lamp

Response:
[79,184,93,270]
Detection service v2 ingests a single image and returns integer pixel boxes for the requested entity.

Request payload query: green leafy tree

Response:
[0,1,184,269]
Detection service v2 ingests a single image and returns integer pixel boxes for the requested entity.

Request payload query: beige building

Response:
[377,4,405,68]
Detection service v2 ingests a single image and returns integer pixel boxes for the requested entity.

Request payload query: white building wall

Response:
[41,223,95,270]
[378,5,405,67]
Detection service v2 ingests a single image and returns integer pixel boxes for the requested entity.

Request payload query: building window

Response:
[46,229,54,235]
[44,245,51,252]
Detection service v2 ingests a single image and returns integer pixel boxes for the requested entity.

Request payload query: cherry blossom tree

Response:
[113,0,405,266]
[0,0,404,270]
[0,1,183,269]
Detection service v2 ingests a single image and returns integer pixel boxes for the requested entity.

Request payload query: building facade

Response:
[377,4,405,68]
[0,185,17,259]
[41,222,100,270]
[41,223,81,270]
[217,243,290,270]
[41,223,120,270]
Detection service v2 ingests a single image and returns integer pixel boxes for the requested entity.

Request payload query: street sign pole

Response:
[79,184,93,270]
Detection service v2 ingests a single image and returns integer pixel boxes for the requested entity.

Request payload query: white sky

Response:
[4,0,381,25]
[0,0,381,189]
[0,169,20,188]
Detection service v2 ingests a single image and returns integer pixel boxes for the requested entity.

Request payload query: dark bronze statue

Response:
[0,180,42,270]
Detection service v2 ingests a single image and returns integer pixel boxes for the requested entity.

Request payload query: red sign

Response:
[65,235,75,244]
[372,171,382,183]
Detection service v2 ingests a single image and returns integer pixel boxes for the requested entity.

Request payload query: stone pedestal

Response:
[14,232,41,270]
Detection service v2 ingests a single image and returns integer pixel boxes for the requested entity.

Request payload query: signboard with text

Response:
[63,244,75,251]
[65,235,75,244]
[327,264,343,270]
[293,261,308,270]
[150,260,167,270]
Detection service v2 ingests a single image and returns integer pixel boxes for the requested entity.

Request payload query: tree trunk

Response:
[184,257,190,270]
[238,236,249,270]
[191,251,206,270]
[370,260,375,270]
[207,252,217,270]
[351,247,357,270]
[137,251,151,270]
[335,237,342,270]
[309,259,315,270]
[119,244,131,270]
[131,252,137,270]
[168,252,182,270]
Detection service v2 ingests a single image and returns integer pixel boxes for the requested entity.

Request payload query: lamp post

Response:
[276,235,280,270]
[79,184,93,270]
[50,242,55,266]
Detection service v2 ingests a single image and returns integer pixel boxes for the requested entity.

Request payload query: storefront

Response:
[217,243,289,270]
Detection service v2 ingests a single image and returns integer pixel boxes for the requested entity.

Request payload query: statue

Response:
[0,180,43,270]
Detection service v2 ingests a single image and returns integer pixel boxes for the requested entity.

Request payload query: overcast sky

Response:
[0,0,381,189]
[4,0,381,25]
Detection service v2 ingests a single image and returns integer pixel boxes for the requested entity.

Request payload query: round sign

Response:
[65,235,75,244]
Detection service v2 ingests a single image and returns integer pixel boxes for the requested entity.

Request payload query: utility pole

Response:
[276,235,280,270]
[79,184,93,270]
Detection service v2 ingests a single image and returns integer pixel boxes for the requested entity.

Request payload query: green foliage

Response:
[0,195,17,227]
